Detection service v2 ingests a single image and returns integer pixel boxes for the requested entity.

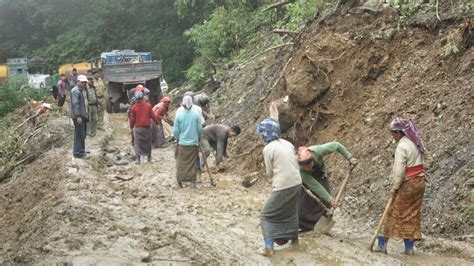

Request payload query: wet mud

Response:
[1,113,472,264]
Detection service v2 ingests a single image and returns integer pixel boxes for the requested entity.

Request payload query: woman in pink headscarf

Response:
[375,117,431,255]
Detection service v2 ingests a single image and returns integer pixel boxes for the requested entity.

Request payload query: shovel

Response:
[199,145,216,187]
[313,164,355,234]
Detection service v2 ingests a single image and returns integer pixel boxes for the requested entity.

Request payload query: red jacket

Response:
[130,101,159,129]
[152,102,169,123]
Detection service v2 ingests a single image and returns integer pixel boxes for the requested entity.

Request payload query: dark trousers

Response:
[73,119,87,157]
[51,86,58,100]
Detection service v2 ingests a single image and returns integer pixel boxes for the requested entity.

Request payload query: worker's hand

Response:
[77,117,83,124]
[330,201,338,209]
[350,158,358,165]
[389,188,398,198]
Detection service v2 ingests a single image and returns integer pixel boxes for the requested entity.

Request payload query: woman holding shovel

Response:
[373,118,430,255]
[296,143,358,232]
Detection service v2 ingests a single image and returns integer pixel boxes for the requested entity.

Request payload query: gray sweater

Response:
[263,139,302,191]
[203,124,230,164]
[70,85,88,119]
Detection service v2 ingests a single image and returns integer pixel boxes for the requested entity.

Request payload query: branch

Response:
[263,0,295,11]
[436,0,441,21]
[204,56,217,75]
[234,144,264,158]
[238,43,293,68]
[273,29,299,36]
[259,56,294,102]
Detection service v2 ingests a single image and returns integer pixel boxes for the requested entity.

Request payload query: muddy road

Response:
[1,113,473,264]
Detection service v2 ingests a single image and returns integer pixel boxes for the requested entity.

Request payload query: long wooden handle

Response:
[334,164,355,205]
[369,197,394,251]
[199,146,216,186]
[302,186,332,213]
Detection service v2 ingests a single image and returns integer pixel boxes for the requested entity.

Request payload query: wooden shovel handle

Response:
[369,196,394,251]
[334,164,355,205]
[199,145,216,186]
[302,185,332,213]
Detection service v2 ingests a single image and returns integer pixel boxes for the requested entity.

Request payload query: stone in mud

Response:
[286,62,331,107]
[140,251,152,262]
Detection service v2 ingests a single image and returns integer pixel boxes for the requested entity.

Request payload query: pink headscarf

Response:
[389,118,425,156]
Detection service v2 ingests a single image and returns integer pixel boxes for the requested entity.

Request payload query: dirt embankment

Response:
[212,3,473,238]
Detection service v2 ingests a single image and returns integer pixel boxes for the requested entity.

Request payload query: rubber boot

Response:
[147,155,152,162]
[403,239,414,255]
[374,236,388,254]
[261,238,274,257]
[191,181,197,189]
[135,156,140,165]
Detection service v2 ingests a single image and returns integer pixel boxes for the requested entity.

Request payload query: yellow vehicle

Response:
[0,64,8,84]
[58,59,102,76]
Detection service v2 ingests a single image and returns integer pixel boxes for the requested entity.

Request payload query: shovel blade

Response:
[314,216,336,234]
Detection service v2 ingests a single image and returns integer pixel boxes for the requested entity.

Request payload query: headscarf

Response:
[135,92,144,101]
[389,117,425,156]
[296,146,313,165]
[182,95,193,109]
[160,96,171,103]
[256,117,280,144]
[135,84,144,93]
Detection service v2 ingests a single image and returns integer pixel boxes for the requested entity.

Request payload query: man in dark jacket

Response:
[70,75,89,158]
[201,124,241,167]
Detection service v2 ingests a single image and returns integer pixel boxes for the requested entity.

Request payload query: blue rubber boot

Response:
[375,236,388,254]
[404,239,414,255]
[262,238,274,257]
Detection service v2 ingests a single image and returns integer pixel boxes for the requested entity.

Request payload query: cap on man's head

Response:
[77,75,88,82]
[184,91,194,97]
[92,70,99,74]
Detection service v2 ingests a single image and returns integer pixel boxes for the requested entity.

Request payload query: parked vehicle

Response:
[0,64,7,84]
[102,50,162,113]
[58,59,102,76]
[27,74,51,90]
[7,58,28,78]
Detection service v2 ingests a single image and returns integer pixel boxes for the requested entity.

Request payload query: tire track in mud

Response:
[5,113,471,264]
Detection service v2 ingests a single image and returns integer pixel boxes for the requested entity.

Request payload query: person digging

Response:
[296,143,358,232]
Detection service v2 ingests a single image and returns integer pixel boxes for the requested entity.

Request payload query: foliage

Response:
[458,193,474,223]
[0,76,48,117]
[444,30,460,57]
[0,0,193,86]
[184,5,273,87]
[176,0,268,23]
[278,1,320,31]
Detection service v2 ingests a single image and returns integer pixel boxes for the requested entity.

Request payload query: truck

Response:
[58,58,102,76]
[101,50,162,113]
[7,58,28,78]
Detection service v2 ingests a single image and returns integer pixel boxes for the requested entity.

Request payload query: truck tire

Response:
[106,97,113,113]
[113,100,121,113]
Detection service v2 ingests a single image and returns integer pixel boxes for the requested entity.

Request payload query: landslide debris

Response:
[211,2,473,239]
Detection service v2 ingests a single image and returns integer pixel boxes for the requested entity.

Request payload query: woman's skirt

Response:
[151,121,166,148]
[298,176,331,231]
[260,185,301,241]
[133,126,152,157]
[176,145,199,183]
[384,176,427,240]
